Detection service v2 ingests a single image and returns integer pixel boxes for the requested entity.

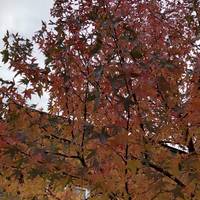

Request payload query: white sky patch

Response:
[164,142,188,153]
[0,0,53,37]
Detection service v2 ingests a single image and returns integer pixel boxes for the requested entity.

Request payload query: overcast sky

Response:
[0,0,53,37]
[0,0,54,109]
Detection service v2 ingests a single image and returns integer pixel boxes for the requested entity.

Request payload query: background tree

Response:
[1,0,200,199]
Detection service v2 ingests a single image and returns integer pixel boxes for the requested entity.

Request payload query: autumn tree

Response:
[1,0,200,199]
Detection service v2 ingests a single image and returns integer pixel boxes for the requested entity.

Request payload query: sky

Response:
[0,0,54,109]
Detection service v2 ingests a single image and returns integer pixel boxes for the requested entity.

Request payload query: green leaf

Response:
[130,49,143,59]
[185,15,194,23]
[1,49,9,64]
[86,149,96,160]
[88,6,98,21]
[127,160,141,174]
[159,59,174,69]
[28,168,44,179]
[20,77,29,85]
[87,92,96,101]
[122,26,137,41]
[4,146,18,158]
[45,57,53,66]
[30,104,37,108]
[15,157,27,168]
